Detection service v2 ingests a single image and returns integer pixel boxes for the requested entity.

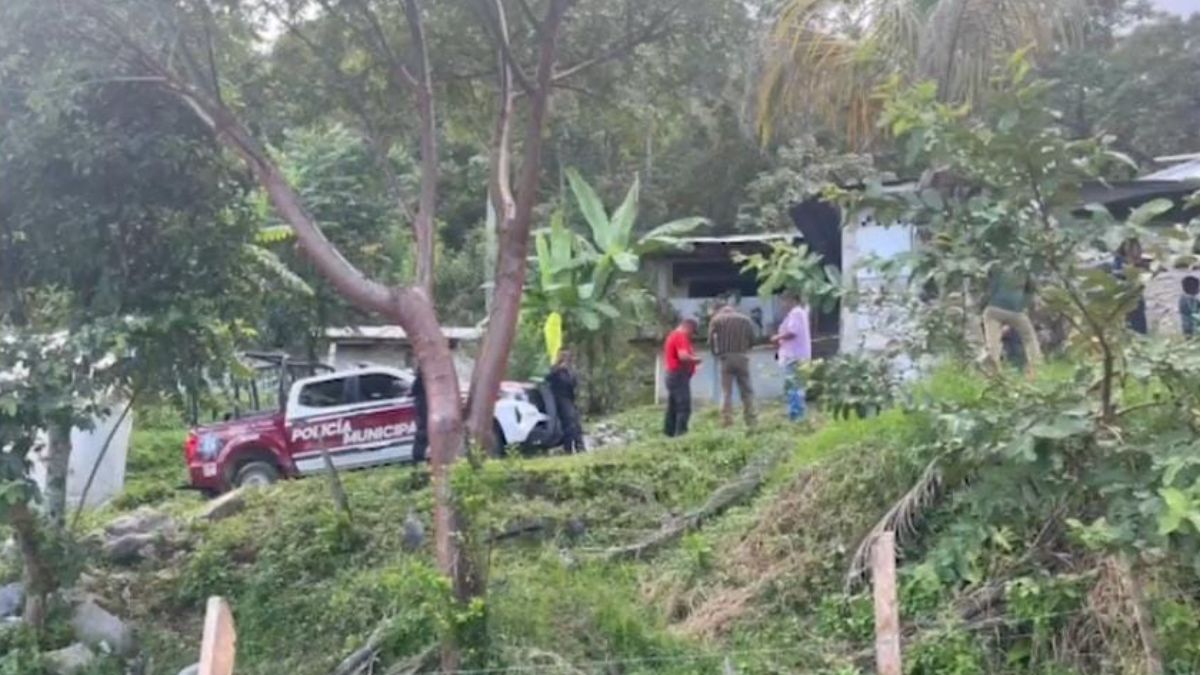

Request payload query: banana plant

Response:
[565,168,708,306]
[527,170,708,335]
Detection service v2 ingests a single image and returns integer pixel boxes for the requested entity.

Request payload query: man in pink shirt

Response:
[771,292,810,421]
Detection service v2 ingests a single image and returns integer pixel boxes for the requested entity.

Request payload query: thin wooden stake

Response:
[199,596,236,675]
[872,531,901,675]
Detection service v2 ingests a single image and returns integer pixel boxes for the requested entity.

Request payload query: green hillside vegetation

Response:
[9,363,1199,674]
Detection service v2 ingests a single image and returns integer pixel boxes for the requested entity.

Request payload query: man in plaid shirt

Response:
[708,302,758,428]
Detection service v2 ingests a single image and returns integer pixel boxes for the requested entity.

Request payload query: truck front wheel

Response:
[234,461,280,489]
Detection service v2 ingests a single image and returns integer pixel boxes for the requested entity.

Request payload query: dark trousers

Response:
[558,400,585,453]
[664,370,692,437]
[1127,298,1148,335]
[412,430,428,462]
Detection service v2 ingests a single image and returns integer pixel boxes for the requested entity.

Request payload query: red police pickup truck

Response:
[185,363,564,494]
[185,366,422,493]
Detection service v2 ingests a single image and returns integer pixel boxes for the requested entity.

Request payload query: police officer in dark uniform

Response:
[545,349,585,454]
[411,367,428,462]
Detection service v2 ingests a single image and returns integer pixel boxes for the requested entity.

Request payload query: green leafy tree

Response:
[737,135,878,232]
[0,322,137,630]
[840,64,1200,661]
[1048,13,1200,162]
[736,242,843,314]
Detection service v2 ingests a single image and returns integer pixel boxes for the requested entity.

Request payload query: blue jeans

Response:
[783,363,806,422]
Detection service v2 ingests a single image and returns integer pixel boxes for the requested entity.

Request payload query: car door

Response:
[343,371,418,468]
[286,370,416,474]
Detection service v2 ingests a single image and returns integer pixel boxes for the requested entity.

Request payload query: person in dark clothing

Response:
[1181,276,1200,337]
[1113,238,1148,335]
[411,368,428,462]
[546,349,585,453]
[1001,324,1026,371]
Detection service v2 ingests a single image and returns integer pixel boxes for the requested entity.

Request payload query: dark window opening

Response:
[358,373,408,402]
[299,378,351,408]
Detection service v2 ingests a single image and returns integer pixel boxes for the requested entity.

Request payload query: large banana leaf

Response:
[566,168,614,252]
[610,175,640,251]
[636,217,709,254]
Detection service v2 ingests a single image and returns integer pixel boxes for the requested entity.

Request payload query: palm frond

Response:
[845,456,945,591]
[757,0,1087,146]
[254,224,295,244]
[243,243,315,297]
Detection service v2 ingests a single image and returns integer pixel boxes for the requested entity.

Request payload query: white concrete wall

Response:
[28,402,133,510]
[841,210,918,355]
[1147,269,1192,337]
[655,345,785,405]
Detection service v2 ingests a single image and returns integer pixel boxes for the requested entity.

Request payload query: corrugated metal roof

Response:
[672,232,801,245]
[324,326,484,342]
[1142,158,1200,182]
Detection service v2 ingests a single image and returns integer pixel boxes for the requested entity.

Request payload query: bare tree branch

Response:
[474,0,536,96]
[516,0,543,35]
[487,0,516,227]
[191,0,224,107]
[402,0,439,296]
[346,0,420,90]
[552,0,683,82]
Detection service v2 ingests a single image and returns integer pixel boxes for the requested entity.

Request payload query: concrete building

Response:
[323,325,483,383]
[642,233,842,405]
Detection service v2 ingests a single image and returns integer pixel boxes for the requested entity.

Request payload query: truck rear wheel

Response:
[234,461,280,489]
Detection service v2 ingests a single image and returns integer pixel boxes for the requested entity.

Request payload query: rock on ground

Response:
[44,643,96,675]
[102,532,159,565]
[585,421,638,451]
[104,507,174,539]
[0,582,22,618]
[100,506,181,565]
[177,664,199,675]
[71,598,135,655]
[201,488,246,521]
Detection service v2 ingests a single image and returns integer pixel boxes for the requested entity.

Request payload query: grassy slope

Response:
[73,400,926,675]
[54,366,1200,674]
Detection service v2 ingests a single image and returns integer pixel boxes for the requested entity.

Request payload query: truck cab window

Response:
[358,373,408,402]
[298,378,351,408]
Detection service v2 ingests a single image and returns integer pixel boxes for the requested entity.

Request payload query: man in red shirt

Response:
[663,317,701,437]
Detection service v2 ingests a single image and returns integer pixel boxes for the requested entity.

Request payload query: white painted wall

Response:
[28,402,133,510]
[841,210,919,370]
[655,345,785,405]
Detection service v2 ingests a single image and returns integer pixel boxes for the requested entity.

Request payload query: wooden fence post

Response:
[199,596,236,675]
[872,531,901,675]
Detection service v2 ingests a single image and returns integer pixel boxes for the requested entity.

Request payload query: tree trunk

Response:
[43,422,72,528]
[467,0,571,447]
[9,501,51,631]
[150,80,475,668]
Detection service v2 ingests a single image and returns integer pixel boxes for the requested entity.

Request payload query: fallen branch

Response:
[487,518,551,543]
[331,620,391,675]
[603,451,784,561]
[382,645,437,675]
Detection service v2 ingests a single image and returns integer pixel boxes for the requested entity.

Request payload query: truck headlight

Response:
[198,434,222,459]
